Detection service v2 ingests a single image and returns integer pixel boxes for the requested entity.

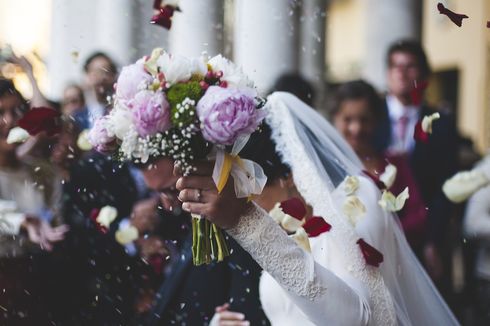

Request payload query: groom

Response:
[138,157,269,325]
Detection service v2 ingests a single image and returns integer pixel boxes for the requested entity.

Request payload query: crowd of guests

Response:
[0,39,487,325]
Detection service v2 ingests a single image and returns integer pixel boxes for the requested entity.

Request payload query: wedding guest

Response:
[61,83,86,116]
[270,73,315,106]
[374,40,458,284]
[331,80,427,255]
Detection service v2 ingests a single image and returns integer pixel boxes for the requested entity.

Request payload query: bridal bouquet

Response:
[89,48,267,265]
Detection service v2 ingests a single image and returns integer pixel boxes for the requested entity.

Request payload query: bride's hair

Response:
[240,123,290,184]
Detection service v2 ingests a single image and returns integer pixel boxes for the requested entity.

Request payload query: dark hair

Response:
[83,51,117,74]
[386,39,431,78]
[270,73,315,106]
[0,78,24,100]
[240,123,291,184]
[329,79,383,120]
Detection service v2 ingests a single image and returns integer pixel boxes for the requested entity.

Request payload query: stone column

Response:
[169,0,224,57]
[362,0,421,90]
[233,0,298,93]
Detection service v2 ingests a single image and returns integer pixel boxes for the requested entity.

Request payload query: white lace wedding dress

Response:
[226,93,459,326]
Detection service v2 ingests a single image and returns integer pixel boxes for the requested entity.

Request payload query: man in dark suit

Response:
[139,158,270,326]
[375,40,459,289]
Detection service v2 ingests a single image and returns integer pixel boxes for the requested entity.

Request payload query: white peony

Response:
[157,52,192,85]
[380,164,397,189]
[108,107,133,140]
[208,54,254,88]
[6,127,29,144]
[343,196,366,226]
[190,56,208,77]
[290,227,311,252]
[96,205,118,228]
[421,112,440,134]
[443,170,489,203]
[379,187,410,212]
[343,176,359,195]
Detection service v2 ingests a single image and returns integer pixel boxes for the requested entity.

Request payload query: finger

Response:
[173,163,183,177]
[188,161,215,176]
[178,188,215,203]
[215,303,230,313]
[176,176,216,191]
[218,311,245,321]
[219,320,249,326]
[181,202,207,216]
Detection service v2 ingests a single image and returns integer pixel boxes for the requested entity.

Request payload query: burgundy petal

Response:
[410,80,428,106]
[280,197,307,221]
[150,5,176,29]
[357,238,384,267]
[153,0,162,10]
[17,107,62,136]
[413,121,429,143]
[437,3,468,27]
[303,216,331,237]
[362,170,386,190]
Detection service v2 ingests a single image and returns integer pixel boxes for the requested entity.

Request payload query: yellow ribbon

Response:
[217,152,234,193]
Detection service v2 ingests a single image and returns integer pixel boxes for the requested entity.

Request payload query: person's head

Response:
[83,52,117,102]
[270,73,315,106]
[0,78,27,155]
[386,39,430,102]
[330,80,383,154]
[62,84,85,115]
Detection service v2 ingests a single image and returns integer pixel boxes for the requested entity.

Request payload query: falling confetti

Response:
[71,50,79,63]
[437,3,468,27]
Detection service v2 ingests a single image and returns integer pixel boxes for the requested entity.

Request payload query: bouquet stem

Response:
[191,214,230,265]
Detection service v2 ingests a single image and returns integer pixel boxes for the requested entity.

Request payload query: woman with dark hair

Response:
[330,80,427,253]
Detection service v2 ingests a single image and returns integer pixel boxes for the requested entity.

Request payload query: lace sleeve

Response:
[227,203,371,326]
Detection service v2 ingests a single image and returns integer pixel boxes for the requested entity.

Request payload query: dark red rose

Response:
[413,121,429,143]
[303,217,331,237]
[280,197,307,221]
[437,3,468,27]
[17,107,61,136]
[357,238,384,267]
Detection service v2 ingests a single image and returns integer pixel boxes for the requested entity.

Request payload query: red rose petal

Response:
[17,107,62,136]
[410,80,428,106]
[362,170,386,190]
[303,217,331,237]
[413,121,429,143]
[280,197,307,221]
[150,5,176,29]
[153,0,162,10]
[357,238,384,267]
[437,3,468,27]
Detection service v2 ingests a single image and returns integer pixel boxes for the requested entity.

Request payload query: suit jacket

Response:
[376,99,458,246]
[147,213,270,326]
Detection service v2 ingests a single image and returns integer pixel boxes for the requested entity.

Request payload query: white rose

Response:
[343,196,366,226]
[421,112,440,134]
[443,170,489,203]
[157,52,192,85]
[109,107,133,139]
[290,227,311,252]
[208,54,254,88]
[343,176,359,195]
[378,187,410,212]
[115,225,139,245]
[6,127,29,144]
[96,205,118,228]
[380,164,397,189]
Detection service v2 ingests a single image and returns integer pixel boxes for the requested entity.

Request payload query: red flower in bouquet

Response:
[437,3,468,27]
[18,107,61,136]
[357,238,383,267]
[302,217,331,237]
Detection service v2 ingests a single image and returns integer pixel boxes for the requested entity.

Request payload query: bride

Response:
[176,92,459,325]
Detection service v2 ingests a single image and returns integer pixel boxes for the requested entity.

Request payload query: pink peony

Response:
[88,116,116,153]
[132,91,171,137]
[196,86,264,145]
[115,62,153,108]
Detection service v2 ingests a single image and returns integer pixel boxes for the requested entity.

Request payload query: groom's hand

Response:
[175,161,252,229]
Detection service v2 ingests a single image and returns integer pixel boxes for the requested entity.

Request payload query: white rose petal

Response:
[77,129,93,151]
[7,127,29,144]
[343,196,366,226]
[380,164,397,189]
[115,225,139,245]
[290,227,311,252]
[378,187,410,212]
[343,176,359,195]
[281,213,305,233]
[269,202,285,224]
[443,170,489,203]
[96,205,118,228]
[421,112,440,134]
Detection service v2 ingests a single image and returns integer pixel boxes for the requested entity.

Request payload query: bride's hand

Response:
[175,161,252,229]
[209,303,250,326]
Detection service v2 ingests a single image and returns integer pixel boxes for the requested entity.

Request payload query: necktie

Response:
[397,114,409,151]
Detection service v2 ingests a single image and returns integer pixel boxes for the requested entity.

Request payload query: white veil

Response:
[264,92,459,326]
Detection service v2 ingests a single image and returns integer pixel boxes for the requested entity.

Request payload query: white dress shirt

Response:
[386,95,420,154]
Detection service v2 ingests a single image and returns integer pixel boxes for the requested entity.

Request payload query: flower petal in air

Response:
[6,127,29,144]
[437,3,469,27]
[380,164,397,189]
[303,216,331,237]
[421,112,440,134]
[290,227,311,252]
[443,170,489,203]
[96,205,118,228]
[357,238,384,267]
[343,196,366,227]
[115,225,139,245]
[343,176,359,195]
[77,129,93,151]
[379,187,410,212]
